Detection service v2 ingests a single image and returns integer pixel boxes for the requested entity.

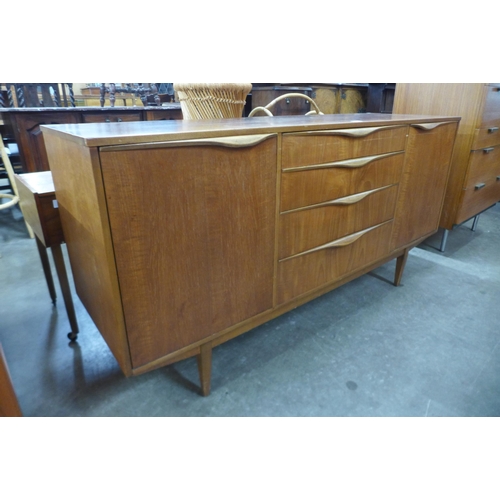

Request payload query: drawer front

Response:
[281,151,404,212]
[472,125,500,150]
[464,146,500,189]
[277,220,394,304]
[479,85,500,128]
[456,179,500,224]
[145,109,183,121]
[281,125,408,170]
[279,184,398,259]
[82,112,143,123]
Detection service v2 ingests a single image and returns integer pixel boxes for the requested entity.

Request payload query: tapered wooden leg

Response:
[35,235,57,305]
[394,248,410,286]
[197,342,212,397]
[51,244,79,338]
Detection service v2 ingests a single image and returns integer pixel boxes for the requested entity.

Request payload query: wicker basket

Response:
[174,83,252,120]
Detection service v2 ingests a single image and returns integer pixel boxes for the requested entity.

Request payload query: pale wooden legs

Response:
[51,244,79,339]
[394,248,410,287]
[197,342,212,396]
[35,236,57,304]
[35,236,79,340]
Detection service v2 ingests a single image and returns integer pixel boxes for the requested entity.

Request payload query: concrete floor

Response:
[1,201,499,417]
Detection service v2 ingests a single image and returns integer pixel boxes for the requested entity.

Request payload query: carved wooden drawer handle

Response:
[279,221,389,262]
[292,124,405,138]
[101,134,276,152]
[411,122,451,131]
[282,186,392,214]
[283,151,403,172]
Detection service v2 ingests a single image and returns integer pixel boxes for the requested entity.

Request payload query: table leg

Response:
[197,342,212,397]
[394,248,410,287]
[51,244,79,340]
[35,236,57,305]
[439,229,449,252]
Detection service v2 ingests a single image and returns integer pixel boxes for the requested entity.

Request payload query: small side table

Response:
[14,171,79,340]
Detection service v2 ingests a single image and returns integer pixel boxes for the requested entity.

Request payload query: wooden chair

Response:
[174,83,252,120]
[0,83,75,108]
[99,83,165,107]
[248,92,323,117]
[0,133,34,239]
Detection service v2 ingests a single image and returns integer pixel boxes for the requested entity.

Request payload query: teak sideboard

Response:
[393,83,500,250]
[41,114,459,395]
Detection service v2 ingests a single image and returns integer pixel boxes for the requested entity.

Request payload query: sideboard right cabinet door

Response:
[391,121,458,250]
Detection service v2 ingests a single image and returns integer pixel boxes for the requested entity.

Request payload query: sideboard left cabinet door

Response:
[99,134,278,369]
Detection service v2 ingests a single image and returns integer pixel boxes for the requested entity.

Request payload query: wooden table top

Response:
[39,113,462,148]
[16,171,55,196]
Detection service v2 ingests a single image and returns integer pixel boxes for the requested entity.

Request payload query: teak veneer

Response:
[41,114,459,396]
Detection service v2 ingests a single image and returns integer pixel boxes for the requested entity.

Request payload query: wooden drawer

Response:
[464,146,500,189]
[279,184,398,259]
[82,112,143,123]
[277,220,394,304]
[281,125,408,170]
[456,178,500,224]
[145,109,183,121]
[281,151,404,212]
[479,85,500,128]
[472,125,500,150]
[471,85,500,149]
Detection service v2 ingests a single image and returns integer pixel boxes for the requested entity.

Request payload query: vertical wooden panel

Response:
[0,344,22,417]
[43,134,132,375]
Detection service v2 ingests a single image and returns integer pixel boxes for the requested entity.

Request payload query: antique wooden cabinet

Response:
[41,113,459,395]
[0,104,182,174]
[393,83,500,250]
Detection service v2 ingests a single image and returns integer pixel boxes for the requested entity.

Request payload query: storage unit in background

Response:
[393,83,500,250]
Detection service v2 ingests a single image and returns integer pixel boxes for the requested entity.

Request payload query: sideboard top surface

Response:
[40,113,461,148]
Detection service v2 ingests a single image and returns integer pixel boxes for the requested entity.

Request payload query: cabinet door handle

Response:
[411,121,452,131]
[483,147,495,153]
[117,118,122,122]
[488,127,499,133]
[101,134,277,152]
[496,176,500,181]
[105,118,111,123]
[475,183,486,190]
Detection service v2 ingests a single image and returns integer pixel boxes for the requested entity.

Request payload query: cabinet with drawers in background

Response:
[393,83,500,250]
[41,114,459,396]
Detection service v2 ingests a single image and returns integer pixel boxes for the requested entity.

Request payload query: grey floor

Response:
[1,200,499,417]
